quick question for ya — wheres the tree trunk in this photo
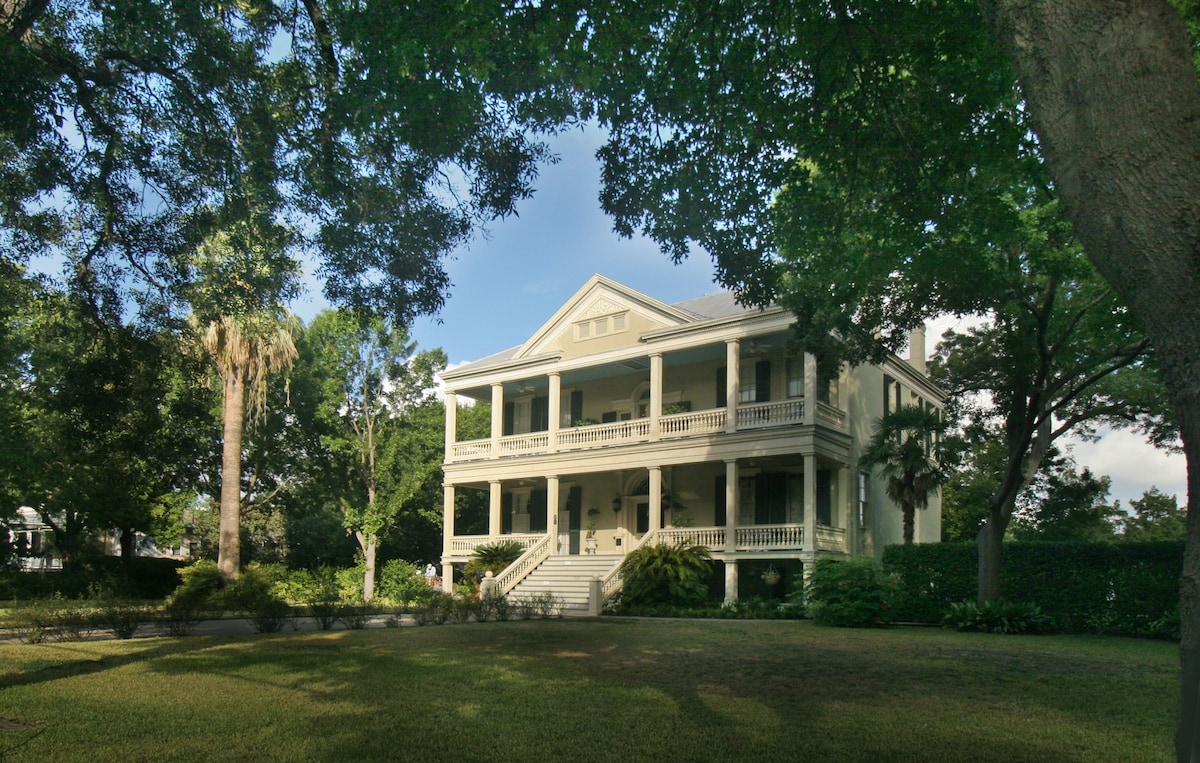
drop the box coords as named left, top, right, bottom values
left=902, top=505, right=914, bottom=545
left=217, top=368, right=245, bottom=581
left=977, top=513, right=1005, bottom=603
left=363, top=533, right=377, bottom=603
left=984, top=2, right=1200, bottom=759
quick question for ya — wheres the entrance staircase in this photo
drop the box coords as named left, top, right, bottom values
left=507, top=555, right=622, bottom=615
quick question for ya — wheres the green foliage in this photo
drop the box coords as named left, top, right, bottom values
left=95, top=600, right=147, bottom=640
left=378, top=560, right=434, bottom=605
left=1123, top=487, right=1186, bottom=542
left=1010, top=458, right=1121, bottom=542
left=616, top=541, right=713, bottom=609
left=884, top=541, right=1184, bottom=637
left=463, top=541, right=525, bottom=584
left=942, top=600, right=1048, bottom=635
left=802, top=558, right=898, bottom=628
left=860, top=405, right=956, bottom=544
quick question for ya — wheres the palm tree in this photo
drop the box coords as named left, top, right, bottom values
left=201, top=311, right=299, bottom=580
left=859, top=404, right=952, bottom=545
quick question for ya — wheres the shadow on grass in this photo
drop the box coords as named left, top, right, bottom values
left=0, top=620, right=1177, bottom=762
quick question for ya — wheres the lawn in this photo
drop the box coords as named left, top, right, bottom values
left=0, top=619, right=1177, bottom=762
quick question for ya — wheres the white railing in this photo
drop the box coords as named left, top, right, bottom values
left=735, top=524, right=804, bottom=551
left=498, top=432, right=550, bottom=457
left=815, top=525, right=847, bottom=552
left=557, top=419, right=650, bottom=450
left=815, top=402, right=848, bottom=430
left=659, top=409, right=726, bottom=438
left=495, top=533, right=554, bottom=595
left=736, top=399, right=805, bottom=429
left=448, top=533, right=543, bottom=556
left=449, top=535, right=491, bottom=555
left=450, top=438, right=492, bottom=462
left=656, top=526, right=726, bottom=549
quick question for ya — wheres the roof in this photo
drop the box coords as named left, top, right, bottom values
left=445, top=279, right=753, bottom=378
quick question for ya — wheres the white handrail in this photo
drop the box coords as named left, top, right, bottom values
left=494, top=534, right=554, bottom=595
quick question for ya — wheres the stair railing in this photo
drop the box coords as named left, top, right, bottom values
left=494, top=533, right=554, bottom=596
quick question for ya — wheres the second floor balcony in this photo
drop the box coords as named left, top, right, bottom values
left=449, top=397, right=847, bottom=463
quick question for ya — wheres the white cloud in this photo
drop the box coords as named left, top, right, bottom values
left=1065, top=428, right=1186, bottom=506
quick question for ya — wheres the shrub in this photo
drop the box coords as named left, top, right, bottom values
left=378, top=559, right=433, bottom=605
left=412, top=591, right=455, bottom=626
left=942, top=599, right=1048, bottom=635
left=883, top=541, right=1184, bottom=636
left=5, top=601, right=57, bottom=643
left=172, top=560, right=224, bottom=609
left=339, top=601, right=376, bottom=630
left=463, top=541, right=524, bottom=588
left=803, top=558, right=897, bottom=628
left=335, top=564, right=366, bottom=602
left=617, top=541, right=713, bottom=609
left=248, top=595, right=292, bottom=634
left=97, top=599, right=146, bottom=639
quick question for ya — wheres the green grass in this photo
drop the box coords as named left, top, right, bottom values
left=0, top=620, right=1177, bottom=762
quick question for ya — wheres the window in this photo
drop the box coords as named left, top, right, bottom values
left=787, top=357, right=805, bottom=398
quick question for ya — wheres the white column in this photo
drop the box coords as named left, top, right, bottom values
left=804, top=455, right=817, bottom=554
left=726, top=339, right=740, bottom=433
left=648, top=466, right=662, bottom=534
left=444, top=391, right=458, bottom=461
left=725, top=561, right=739, bottom=604
left=489, top=480, right=502, bottom=540
left=804, top=353, right=818, bottom=425
left=724, top=459, right=738, bottom=553
left=650, top=352, right=663, bottom=440
left=441, top=483, right=456, bottom=593
left=546, top=475, right=560, bottom=539
left=548, top=372, right=561, bottom=453
left=490, top=383, right=504, bottom=455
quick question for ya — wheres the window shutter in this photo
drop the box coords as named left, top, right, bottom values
left=756, top=360, right=771, bottom=403
left=503, top=402, right=514, bottom=436
left=530, top=489, right=547, bottom=533
left=716, top=366, right=727, bottom=408
left=531, top=396, right=549, bottom=432
left=714, top=475, right=727, bottom=527
left=570, top=390, right=583, bottom=424
left=501, top=492, right=513, bottom=534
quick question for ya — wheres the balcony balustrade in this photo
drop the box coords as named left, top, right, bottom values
left=448, top=398, right=834, bottom=463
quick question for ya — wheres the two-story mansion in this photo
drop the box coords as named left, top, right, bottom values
left=438, top=275, right=942, bottom=610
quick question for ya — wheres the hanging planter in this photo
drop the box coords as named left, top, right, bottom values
left=762, top=564, right=781, bottom=586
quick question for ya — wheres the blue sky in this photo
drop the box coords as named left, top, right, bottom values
left=407, top=127, right=720, bottom=365
left=304, top=125, right=1186, bottom=510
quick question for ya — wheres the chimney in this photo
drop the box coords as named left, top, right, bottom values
left=908, top=325, right=926, bottom=374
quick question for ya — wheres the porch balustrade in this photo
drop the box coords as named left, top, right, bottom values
left=736, top=399, right=805, bottom=429
left=735, top=523, right=805, bottom=551
left=659, top=408, right=726, bottom=437
left=557, top=418, right=651, bottom=450
left=814, top=525, right=847, bottom=552
left=499, top=432, right=549, bottom=456
left=448, top=533, right=544, bottom=555
left=815, top=402, right=847, bottom=429
left=448, top=396, right=829, bottom=463
left=656, top=526, right=726, bottom=548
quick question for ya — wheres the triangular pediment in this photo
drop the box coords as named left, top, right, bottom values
left=515, top=275, right=698, bottom=359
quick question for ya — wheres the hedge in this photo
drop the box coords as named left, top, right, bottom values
left=0, top=556, right=186, bottom=601
left=882, top=541, right=1183, bottom=636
